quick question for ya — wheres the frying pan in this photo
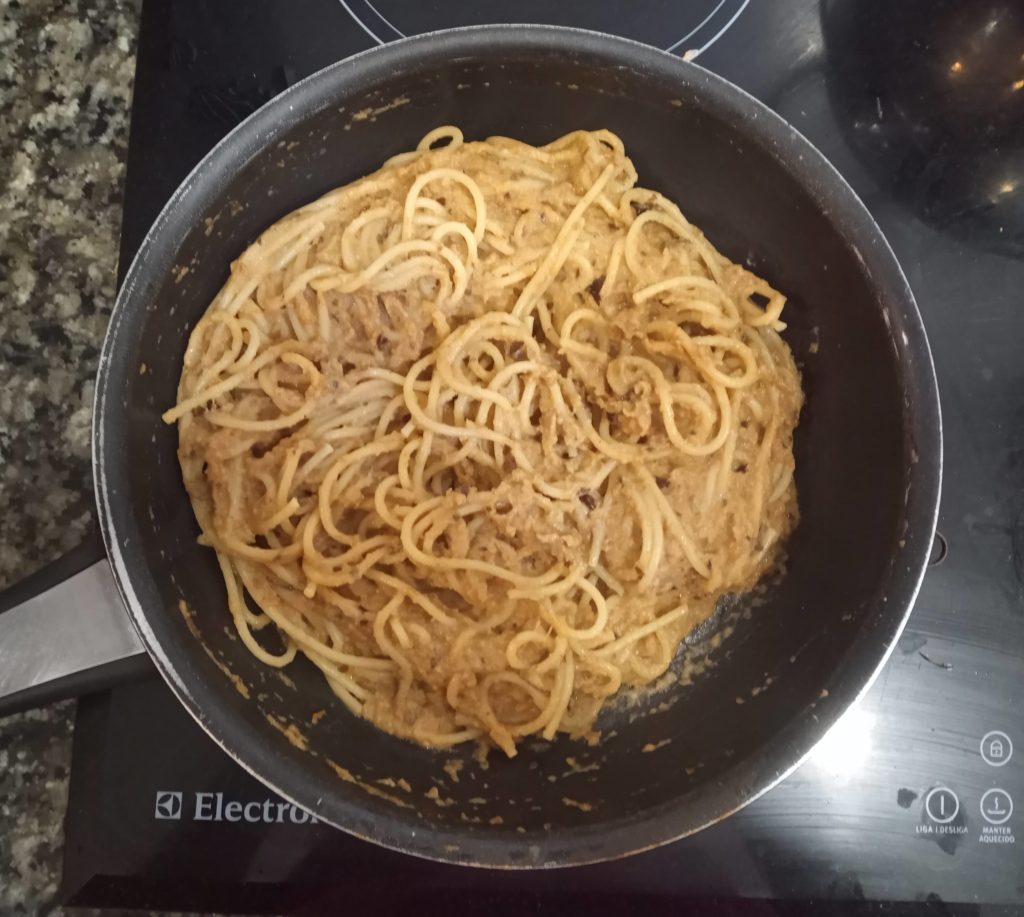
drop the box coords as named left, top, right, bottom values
left=0, top=26, right=941, bottom=867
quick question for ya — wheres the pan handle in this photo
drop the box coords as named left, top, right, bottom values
left=0, top=531, right=151, bottom=717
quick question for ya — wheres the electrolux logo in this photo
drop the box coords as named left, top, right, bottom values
left=153, top=790, right=319, bottom=825
left=154, top=791, right=183, bottom=820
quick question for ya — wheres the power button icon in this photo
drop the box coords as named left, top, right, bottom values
left=980, top=731, right=1013, bottom=767
left=924, top=786, right=960, bottom=824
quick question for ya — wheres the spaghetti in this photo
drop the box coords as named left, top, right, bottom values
left=165, top=127, right=803, bottom=757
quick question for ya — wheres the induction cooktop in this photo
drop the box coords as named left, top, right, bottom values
left=60, top=0, right=1024, bottom=913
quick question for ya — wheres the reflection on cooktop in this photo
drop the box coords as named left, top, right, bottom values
left=822, top=0, right=1024, bottom=256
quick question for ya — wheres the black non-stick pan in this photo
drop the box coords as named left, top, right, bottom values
left=0, top=26, right=941, bottom=867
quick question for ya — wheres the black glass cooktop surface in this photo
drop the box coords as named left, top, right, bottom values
left=61, top=0, right=1024, bottom=913
left=337, top=0, right=749, bottom=53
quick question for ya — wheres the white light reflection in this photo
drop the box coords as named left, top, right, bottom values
left=809, top=706, right=876, bottom=785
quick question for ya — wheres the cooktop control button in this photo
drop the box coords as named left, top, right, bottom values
left=980, top=731, right=1013, bottom=767
left=924, top=786, right=960, bottom=824
left=980, top=789, right=1013, bottom=826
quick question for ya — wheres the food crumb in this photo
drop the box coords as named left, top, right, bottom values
left=443, top=758, right=464, bottom=783
left=425, top=785, right=455, bottom=807
left=564, top=756, right=600, bottom=774
left=562, top=797, right=594, bottom=812
left=641, top=738, right=671, bottom=753
left=311, top=709, right=326, bottom=724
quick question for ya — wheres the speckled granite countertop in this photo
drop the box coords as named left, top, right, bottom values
left=0, top=0, right=139, bottom=910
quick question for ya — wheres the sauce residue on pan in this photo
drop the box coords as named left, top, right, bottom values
left=178, top=599, right=251, bottom=699
left=265, top=713, right=309, bottom=751
left=326, top=760, right=414, bottom=810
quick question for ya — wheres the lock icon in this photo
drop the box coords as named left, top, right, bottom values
left=981, top=731, right=1012, bottom=767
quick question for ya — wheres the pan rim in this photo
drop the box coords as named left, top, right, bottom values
left=93, top=23, right=942, bottom=868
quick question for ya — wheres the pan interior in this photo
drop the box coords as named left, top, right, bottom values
left=98, top=30, right=934, bottom=866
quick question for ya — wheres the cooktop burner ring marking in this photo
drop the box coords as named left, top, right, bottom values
left=665, top=0, right=750, bottom=56
left=337, top=0, right=390, bottom=45
left=358, top=0, right=404, bottom=41
left=337, top=0, right=750, bottom=57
